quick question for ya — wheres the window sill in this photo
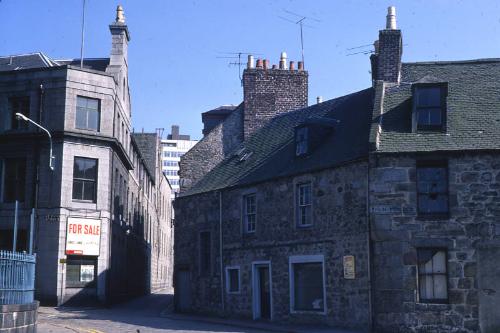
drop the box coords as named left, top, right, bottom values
left=297, top=224, right=313, bottom=228
left=290, top=309, right=326, bottom=315
left=415, top=302, right=450, bottom=311
left=416, top=214, right=449, bottom=221
left=72, top=199, right=96, bottom=204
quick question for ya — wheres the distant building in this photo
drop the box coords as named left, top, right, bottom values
left=0, top=6, right=173, bottom=305
left=161, top=125, right=197, bottom=197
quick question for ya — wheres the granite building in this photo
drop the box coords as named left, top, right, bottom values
left=175, top=7, right=500, bottom=333
left=0, top=6, right=173, bottom=305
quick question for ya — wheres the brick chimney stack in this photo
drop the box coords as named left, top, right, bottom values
left=242, top=52, right=308, bottom=139
left=370, top=6, right=402, bottom=84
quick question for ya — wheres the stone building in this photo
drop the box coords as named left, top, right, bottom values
left=0, top=6, right=173, bottom=305
left=176, top=6, right=500, bottom=333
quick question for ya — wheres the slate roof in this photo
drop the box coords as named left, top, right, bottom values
left=202, top=105, right=238, bottom=116
left=373, top=59, right=500, bottom=153
left=0, top=52, right=59, bottom=71
left=0, top=53, right=110, bottom=72
left=182, top=88, right=374, bottom=197
left=132, top=133, right=159, bottom=184
left=56, top=58, right=110, bottom=72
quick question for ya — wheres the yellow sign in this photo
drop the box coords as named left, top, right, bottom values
left=343, top=255, right=355, bottom=279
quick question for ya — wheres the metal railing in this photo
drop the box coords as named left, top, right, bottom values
left=0, top=251, right=36, bottom=305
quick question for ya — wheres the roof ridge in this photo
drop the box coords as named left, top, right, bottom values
left=404, top=58, right=500, bottom=66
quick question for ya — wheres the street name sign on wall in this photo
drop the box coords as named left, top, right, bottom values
left=66, top=217, right=101, bottom=256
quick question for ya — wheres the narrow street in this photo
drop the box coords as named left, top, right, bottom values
left=37, top=291, right=268, bottom=333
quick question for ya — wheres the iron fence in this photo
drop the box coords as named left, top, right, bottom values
left=0, top=250, right=36, bottom=305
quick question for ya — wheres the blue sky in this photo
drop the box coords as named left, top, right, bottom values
left=1, top=0, right=500, bottom=139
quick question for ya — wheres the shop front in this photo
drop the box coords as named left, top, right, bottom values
left=63, top=217, right=101, bottom=305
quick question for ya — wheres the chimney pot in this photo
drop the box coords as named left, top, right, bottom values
left=256, top=58, right=263, bottom=69
left=116, top=5, right=125, bottom=23
left=289, top=61, right=295, bottom=70
left=298, top=61, right=304, bottom=71
left=386, top=6, right=397, bottom=29
left=279, top=51, right=288, bottom=69
left=247, top=55, right=255, bottom=69
left=316, top=96, right=323, bottom=104
left=263, top=59, right=270, bottom=70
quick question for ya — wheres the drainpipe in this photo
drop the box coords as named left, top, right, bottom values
left=219, top=190, right=224, bottom=312
left=366, top=161, right=374, bottom=332
left=31, top=84, right=44, bottom=253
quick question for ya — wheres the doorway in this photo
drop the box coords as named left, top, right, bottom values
left=252, top=261, right=272, bottom=320
left=176, top=269, right=192, bottom=312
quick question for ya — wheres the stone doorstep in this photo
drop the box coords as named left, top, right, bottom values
left=160, top=312, right=363, bottom=333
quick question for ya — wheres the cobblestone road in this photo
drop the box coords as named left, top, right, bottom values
left=37, top=291, right=268, bottom=333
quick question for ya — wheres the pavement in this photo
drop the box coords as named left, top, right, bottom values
left=37, top=290, right=361, bottom=333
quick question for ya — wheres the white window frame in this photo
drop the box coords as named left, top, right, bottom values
left=296, top=182, right=313, bottom=227
left=289, top=254, right=327, bottom=315
left=225, top=266, right=241, bottom=294
left=242, top=192, right=257, bottom=234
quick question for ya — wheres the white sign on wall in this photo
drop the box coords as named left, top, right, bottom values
left=66, top=217, right=101, bottom=256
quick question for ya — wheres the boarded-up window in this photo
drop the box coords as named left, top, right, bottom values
left=417, top=248, right=448, bottom=303
left=226, top=267, right=240, bottom=293
left=199, top=231, right=211, bottom=275
left=292, top=262, right=324, bottom=312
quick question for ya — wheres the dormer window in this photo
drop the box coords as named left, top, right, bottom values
left=295, top=126, right=308, bottom=156
left=413, top=84, right=447, bottom=131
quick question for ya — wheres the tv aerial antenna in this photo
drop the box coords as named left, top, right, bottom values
left=216, top=51, right=262, bottom=85
left=278, top=9, right=321, bottom=64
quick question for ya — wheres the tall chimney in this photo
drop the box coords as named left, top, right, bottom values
left=386, top=6, right=397, bottom=29
left=247, top=55, right=255, bottom=69
left=371, top=6, right=402, bottom=83
left=106, top=5, right=131, bottom=79
left=279, top=52, right=288, bottom=69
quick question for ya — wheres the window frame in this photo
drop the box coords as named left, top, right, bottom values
left=416, top=248, right=449, bottom=304
left=225, top=266, right=241, bottom=294
left=416, top=160, right=449, bottom=218
left=8, top=96, right=30, bottom=131
left=242, top=193, right=257, bottom=234
left=65, top=255, right=97, bottom=288
left=412, top=83, right=448, bottom=132
left=75, top=95, right=101, bottom=132
left=295, top=126, right=309, bottom=156
left=289, top=255, right=327, bottom=314
left=295, top=181, right=313, bottom=227
left=2, top=158, right=27, bottom=203
left=72, top=157, right=98, bottom=203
